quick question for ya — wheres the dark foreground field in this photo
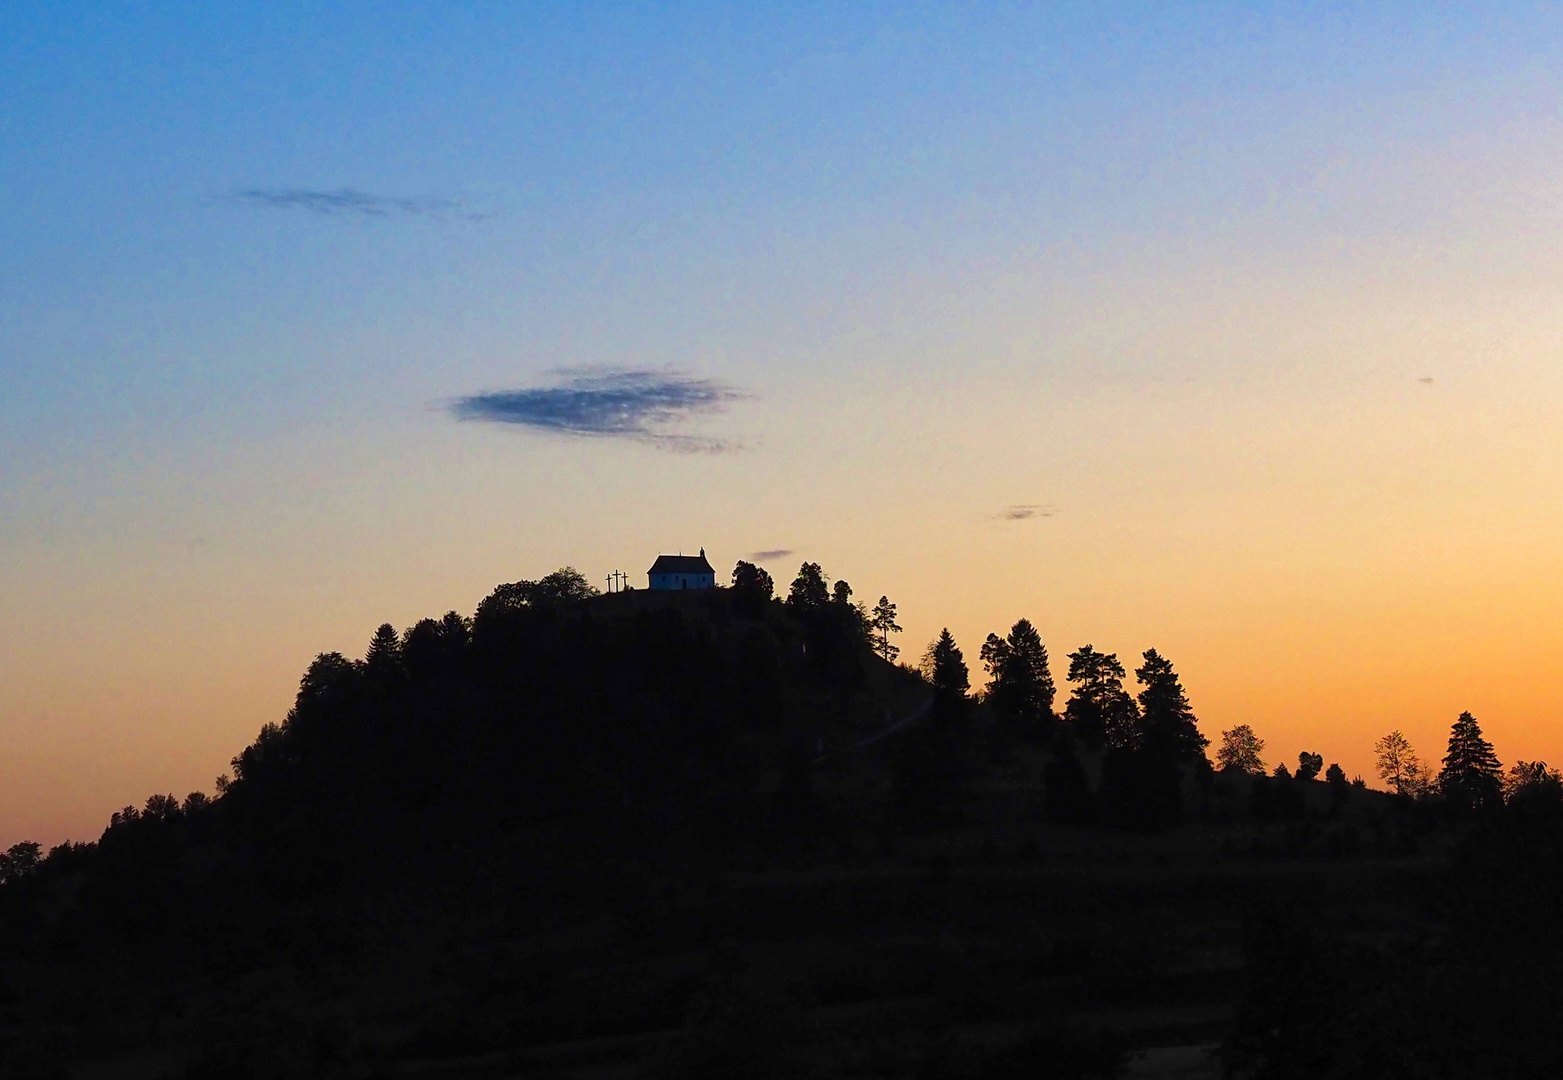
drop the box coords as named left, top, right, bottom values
left=2, top=813, right=1436, bottom=1079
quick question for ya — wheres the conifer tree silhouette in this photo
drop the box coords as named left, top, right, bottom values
left=980, top=619, right=1055, bottom=723
left=1134, top=649, right=1206, bottom=762
left=869, top=596, right=902, bottom=663
left=925, top=628, right=969, bottom=695
left=364, top=623, right=402, bottom=676
left=1439, top=711, right=1502, bottom=810
left=1065, top=645, right=1136, bottom=749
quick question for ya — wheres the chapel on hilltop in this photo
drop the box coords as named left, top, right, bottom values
left=647, top=549, right=716, bottom=590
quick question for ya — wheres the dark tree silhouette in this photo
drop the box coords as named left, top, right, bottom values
left=1504, top=760, right=1563, bottom=804
left=925, top=629, right=969, bottom=696
left=1295, top=751, right=1323, bottom=782
left=1374, top=729, right=1426, bottom=797
left=1134, top=649, right=1206, bottom=762
left=532, top=566, right=598, bottom=603
left=731, top=560, right=775, bottom=617
left=787, top=562, right=829, bottom=612
left=474, top=567, right=598, bottom=624
left=438, top=610, right=472, bottom=650
left=831, top=579, right=853, bottom=605
left=1215, top=725, right=1265, bottom=774
left=980, top=619, right=1055, bottom=725
left=1064, top=645, right=1136, bottom=749
left=365, top=623, right=401, bottom=675
left=869, top=595, right=902, bottom=663
left=401, top=618, right=445, bottom=680
left=1324, top=762, right=1347, bottom=786
left=1439, top=710, right=1502, bottom=810
left=1272, top=762, right=1292, bottom=780
left=0, top=841, right=41, bottom=885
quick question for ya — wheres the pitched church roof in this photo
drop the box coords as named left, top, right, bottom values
left=648, top=551, right=714, bottom=575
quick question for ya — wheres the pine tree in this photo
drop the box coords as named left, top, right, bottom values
left=869, top=596, right=902, bottom=663
left=979, top=633, right=1009, bottom=687
left=1065, top=645, right=1136, bottom=748
left=925, top=629, right=969, bottom=696
left=1439, top=711, right=1502, bottom=810
left=1134, top=649, right=1207, bottom=763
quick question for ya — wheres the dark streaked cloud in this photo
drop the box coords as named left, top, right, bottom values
left=1418, top=376, right=1435, bottom=385
left=452, top=369, right=747, bottom=452
left=749, top=549, right=794, bottom=561
left=997, top=504, right=1054, bottom=521
left=230, top=187, right=488, bottom=219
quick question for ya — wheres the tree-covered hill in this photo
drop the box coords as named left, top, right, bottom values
left=2, top=568, right=922, bottom=948
left=4, top=566, right=1563, bottom=1079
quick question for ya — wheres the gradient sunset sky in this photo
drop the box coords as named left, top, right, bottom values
left=6, top=2, right=1563, bottom=846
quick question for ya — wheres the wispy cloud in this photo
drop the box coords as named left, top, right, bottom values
left=1418, top=376, right=1435, bottom=385
left=230, top=187, right=488, bottom=219
left=452, top=369, right=747, bottom=452
left=749, top=549, right=794, bottom=561
left=997, top=504, right=1054, bottom=521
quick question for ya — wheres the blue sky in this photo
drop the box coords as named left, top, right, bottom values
left=10, top=2, right=1554, bottom=450
left=7, top=2, right=1563, bottom=843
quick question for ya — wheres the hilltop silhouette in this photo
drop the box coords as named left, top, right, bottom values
left=1, top=562, right=1561, bottom=1078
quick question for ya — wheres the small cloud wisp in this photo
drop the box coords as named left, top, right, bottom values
left=452, top=369, right=746, bottom=452
left=748, top=549, right=794, bottom=561
left=998, top=504, right=1054, bottom=521
left=231, top=188, right=486, bottom=219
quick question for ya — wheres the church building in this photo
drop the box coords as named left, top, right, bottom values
left=647, top=549, right=716, bottom=590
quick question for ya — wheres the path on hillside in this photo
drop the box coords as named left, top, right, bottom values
left=815, top=694, right=934, bottom=761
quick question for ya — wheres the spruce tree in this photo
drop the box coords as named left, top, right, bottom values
left=364, top=623, right=402, bottom=677
left=981, top=619, right=1055, bottom=724
left=437, top=611, right=472, bottom=652
left=1439, top=711, right=1502, bottom=810
left=1134, top=649, right=1207, bottom=763
left=927, top=628, right=969, bottom=696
